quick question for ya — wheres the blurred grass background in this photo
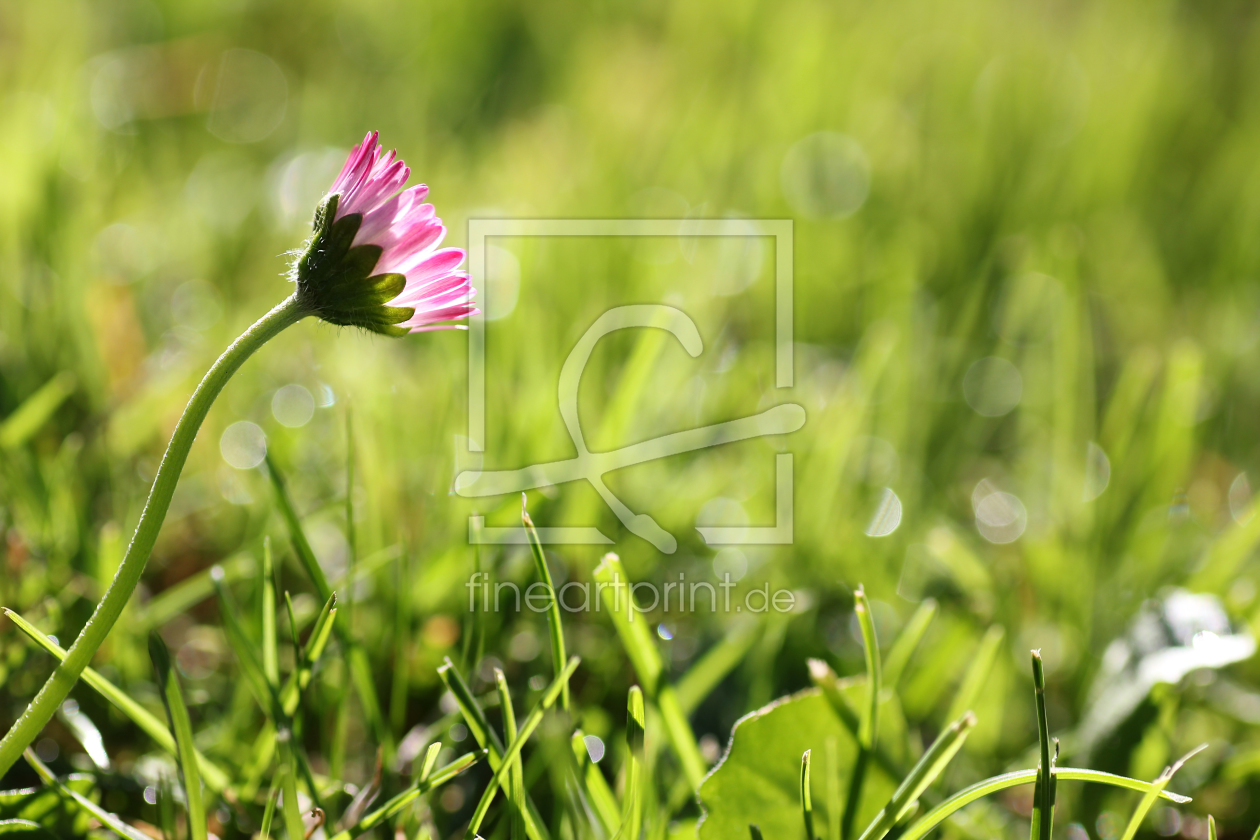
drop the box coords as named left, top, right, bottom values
left=4, top=0, right=1260, bottom=836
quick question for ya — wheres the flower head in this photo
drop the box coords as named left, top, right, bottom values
left=293, top=131, right=477, bottom=335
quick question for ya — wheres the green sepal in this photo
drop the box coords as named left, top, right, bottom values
left=293, top=194, right=417, bottom=335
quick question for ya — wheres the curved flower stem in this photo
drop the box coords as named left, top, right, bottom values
left=0, top=294, right=308, bottom=778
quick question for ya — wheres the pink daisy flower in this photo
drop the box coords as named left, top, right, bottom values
left=294, top=131, right=477, bottom=335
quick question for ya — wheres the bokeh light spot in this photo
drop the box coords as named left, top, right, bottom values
left=272, top=384, right=315, bottom=428
left=780, top=132, right=870, bottom=219
left=963, top=357, right=1022, bottom=416
left=219, top=421, right=266, bottom=469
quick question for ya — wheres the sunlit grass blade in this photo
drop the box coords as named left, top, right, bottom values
left=1209, top=815, right=1218, bottom=840
left=282, top=593, right=338, bottom=713
left=571, top=729, right=619, bottom=836
left=279, top=746, right=305, bottom=840
left=56, top=699, right=108, bottom=770
left=843, top=585, right=881, bottom=840
left=946, top=625, right=1004, bottom=723
left=496, top=669, right=527, bottom=839
left=899, top=768, right=1191, bottom=840
left=882, top=598, right=936, bottom=688
left=801, top=749, right=815, bottom=840
left=22, top=749, right=150, bottom=840
left=1030, top=652, right=1052, bottom=840
left=418, top=742, right=442, bottom=782
left=259, top=778, right=280, bottom=840
left=437, top=657, right=551, bottom=840
left=326, top=750, right=482, bottom=840
left=1117, top=745, right=1206, bottom=840
left=854, top=586, right=881, bottom=748
left=463, top=657, right=580, bottom=838
left=593, top=553, right=706, bottom=788
left=262, top=537, right=279, bottom=688
left=857, top=712, right=976, bottom=840
left=675, top=620, right=759, bottom=715
left=613, top=686, right=645, bottom=840
left=149, top=633, right=207, bottom=840
left=522, top=497, right=570, bottom=711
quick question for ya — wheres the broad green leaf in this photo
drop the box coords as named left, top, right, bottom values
left=698, top=686, right=907, bottom=840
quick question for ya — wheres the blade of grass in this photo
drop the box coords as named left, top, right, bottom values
left=1030, top=652, right=1052, bottom=840
left=883, top=599, right=937, bottom=689
left=419, top=742, right=442, bottom=782
left=946, top=626, right=1004, bottom=724
left=462, top=657, right=581, bottom=839
left=614, top=686, right=645, bottom=840
left=259, top=778, right=280, bottom=840
left=437, top=658, right=551, bottom=840
left=22, top=749, right=150, bottom=840
left=593, top=553, right=706, bottom=789
left=749, top=827, right=764, bottom=840
left=1117, top=746, right=1206, bottom=840
left=262, top=538, right=279, bottom=688
left=149, top=633, right=207, bottom=840
left=843, top=585, right=881, bottom=840
left=899, top=768, right=1191, bottom=840
left=326, top=750, right=482, bottom=840
left=279, top=746, right=305, bottom=840
left=571, top=730, right=619, bottom=836
left=801, top=749, right=815, bottom=840
left=496, top=669, right=527, bottom=840
left=522, top=497, right=570, bottom=711
left=856, top=712, right=977, bottom=840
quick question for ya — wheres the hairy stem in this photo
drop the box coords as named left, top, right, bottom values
left=0, top=294, right=307, bottom=778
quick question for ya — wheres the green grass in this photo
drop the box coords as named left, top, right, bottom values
left=4, top=0, right=1260, bottom=836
